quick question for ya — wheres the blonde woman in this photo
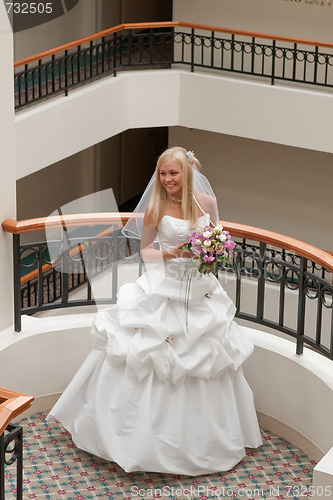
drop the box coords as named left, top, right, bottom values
left=48, top=147, right=262, bottom=476
left=141, top=146, right=218, bottom=262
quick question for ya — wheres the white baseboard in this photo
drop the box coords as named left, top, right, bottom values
left=257, top=411, right=324, bottom=462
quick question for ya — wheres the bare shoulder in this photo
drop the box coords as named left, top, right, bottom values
left=194, top=192, right=216, bottom=214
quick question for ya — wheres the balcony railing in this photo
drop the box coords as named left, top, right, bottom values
left=2, top=214, right=333, bottom=360
left=14, top=21, right=333, bottom=109
left=0, top=388, right=34, bottom=500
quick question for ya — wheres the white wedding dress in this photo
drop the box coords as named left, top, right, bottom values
left=47, top=213, right=262, bottom=476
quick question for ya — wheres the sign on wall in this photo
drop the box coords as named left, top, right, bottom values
left=280, top=0, right=331, bottom=5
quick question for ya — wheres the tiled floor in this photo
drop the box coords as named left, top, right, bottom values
left=4, top=413, right=315, bottom=500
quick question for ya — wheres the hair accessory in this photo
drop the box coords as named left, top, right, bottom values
left=186, top=151, right=195, bottom=163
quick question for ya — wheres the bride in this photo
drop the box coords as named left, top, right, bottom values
left=47, top=146, right=262, bottom=476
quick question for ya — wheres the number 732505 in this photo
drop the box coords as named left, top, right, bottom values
left=6, top=3, right=53, bottom=14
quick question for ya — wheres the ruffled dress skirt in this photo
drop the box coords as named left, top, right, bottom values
left=47, top=260, right=262, bottom=476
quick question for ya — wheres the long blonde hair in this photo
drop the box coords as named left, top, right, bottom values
left=147, top=147, right=200, bottom=229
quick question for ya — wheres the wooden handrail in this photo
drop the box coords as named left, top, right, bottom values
left=1, top=213, right=132, bottom=234
left=0, top=387, right=34, bottom=436
left=2, top=214, right=333, bottom=273
left=14, top=20, right=333, bottom=69
left=223, top=220, right=333, bottom=273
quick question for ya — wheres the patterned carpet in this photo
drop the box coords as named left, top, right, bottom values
left=4, top=413, right=316, bottom=500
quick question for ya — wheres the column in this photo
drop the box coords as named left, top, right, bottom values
left=0, top=2, right=16, bottom=330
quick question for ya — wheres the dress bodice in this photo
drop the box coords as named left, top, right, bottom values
left=157, top=213, right=210, bottom=252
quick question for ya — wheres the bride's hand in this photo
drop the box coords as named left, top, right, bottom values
left=173, top=246, right=194, bottom=259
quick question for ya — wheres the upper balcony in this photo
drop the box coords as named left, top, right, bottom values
left=12, top=21, right=333, bottom=180
left=14, top=21, right=333, bottom=111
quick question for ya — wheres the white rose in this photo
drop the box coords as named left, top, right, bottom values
left=218, top=234, right=226, bottom=242
left=203, top=231, right=212, bottom=238
left=214, top=224, right=223, bottom=232
left=203, top=240, right=211, bottom=247
left=196, top=239, right=202, bottom=246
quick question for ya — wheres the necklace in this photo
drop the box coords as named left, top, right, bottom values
left=167, top=193, right=182, bottom=203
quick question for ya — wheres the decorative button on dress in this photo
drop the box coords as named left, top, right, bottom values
left=47, top=214, right=262, bottom=476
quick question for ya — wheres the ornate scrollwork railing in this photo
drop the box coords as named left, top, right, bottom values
left=2, top=214, right=333, bottom=360
left=14, top=21, right=333, bottom=109
left=229, top=240, right=333, bottom=358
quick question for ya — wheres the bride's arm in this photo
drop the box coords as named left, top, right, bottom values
left=140, top=211, right=192, bottom=261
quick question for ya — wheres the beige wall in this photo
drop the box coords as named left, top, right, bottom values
left=17, top=127, right=167, bottom=222
left=16, top=148, right=98, bottom=222
left=173, top=0, right=333, bottom=43
left=169, top=126, right=333, bottom=251
left=16, top=70, right=333, bottom=178
left=14, top=0, right=99, bottom=60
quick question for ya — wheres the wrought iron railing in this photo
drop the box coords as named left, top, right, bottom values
left=14, top=21, right=333, bottom=109
left=2, top=214, right=135, bottom=331
left=2, top=214, right=333, bottom=360
left=18, top=225, right=130, bottom=313
left=0, top=388, right=34, bottom=500
left=232, top=239, right=333, bottom=358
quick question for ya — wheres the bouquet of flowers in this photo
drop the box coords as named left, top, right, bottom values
left=180, top=224, right=236, bottom=275
left=176, top=224, right=236, bottom=331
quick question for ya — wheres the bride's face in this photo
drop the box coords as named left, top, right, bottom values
left=159, top=159, right=183, bottom=199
